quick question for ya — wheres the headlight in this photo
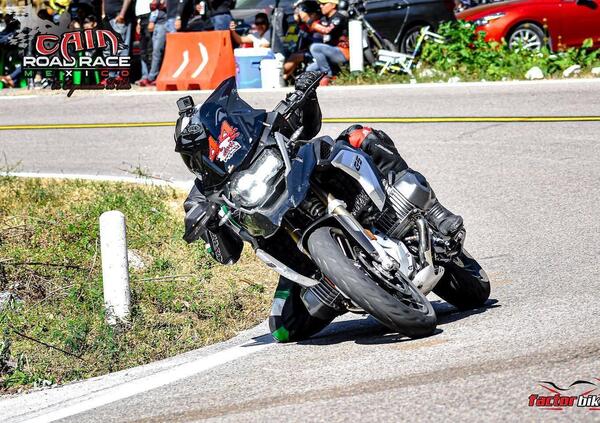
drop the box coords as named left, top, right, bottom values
left=473, top=12, right=505, bottom=27
left=229, top=149, right=283, bottom=207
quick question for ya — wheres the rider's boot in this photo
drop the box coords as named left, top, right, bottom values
left=425, top=199, right=464, bottom=237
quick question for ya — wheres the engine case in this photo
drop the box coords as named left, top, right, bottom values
left=376, top=169, right=437, bottom=238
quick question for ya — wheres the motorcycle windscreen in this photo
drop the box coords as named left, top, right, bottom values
left=198, top=77, right=267, bottom=181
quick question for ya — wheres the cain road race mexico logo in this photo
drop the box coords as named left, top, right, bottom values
left=528, top=378, right=600, bottom=411
left=10, top=7, right=130, bottom=96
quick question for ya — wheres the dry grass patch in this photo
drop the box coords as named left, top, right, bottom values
left=0, top=177, right=277, bottom=393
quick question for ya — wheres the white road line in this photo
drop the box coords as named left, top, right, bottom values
left=18, top=341, right=272, bottom=423
left=0, top=95, right=39, bottom=100
left=5, top=172, right=194, bottom=191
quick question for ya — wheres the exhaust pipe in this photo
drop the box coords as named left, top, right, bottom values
left=256, top=249, right=320, bottom=288
left=413, top=216, right=444, bottom=295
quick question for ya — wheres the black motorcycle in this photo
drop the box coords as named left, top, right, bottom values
left=175, top=75, right=490, bottom=338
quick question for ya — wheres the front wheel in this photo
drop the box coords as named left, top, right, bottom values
left=508, top=23, right=546, bottom=50
left=307, top=227, right=437, bottom=338
left=433, top=250, right=491, bottom=310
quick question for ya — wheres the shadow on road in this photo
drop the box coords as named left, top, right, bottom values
left=435, top=298, right=500, bottom=326
left=296, top=298, right=500, bottom=346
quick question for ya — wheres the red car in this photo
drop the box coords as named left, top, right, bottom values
left=457, top=0, right=600, bottom=50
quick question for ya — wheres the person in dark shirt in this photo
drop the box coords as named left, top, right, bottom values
left=171, top=0, right=190, bottom=31
left=185, top=0, right=214, bottom=32
left=207, top=0, right=235, bottom=30
left=283, top=0, right=322, bottom=81
left=103, top=0, right=135, bottom=77
left=174, top=0, right=230, bottom=31
left=299, top=0, right=348, bottom=85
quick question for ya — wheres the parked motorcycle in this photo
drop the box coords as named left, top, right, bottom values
left=175, top=75, right=490, bottom=338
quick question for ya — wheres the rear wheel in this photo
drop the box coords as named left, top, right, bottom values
left=433, top=250, right=491, bottom=310
left=400, top=25, right=423, bottom=54
left=363, top=32, right=395, bottom=65
left=307, top=227, right=437, bottom=338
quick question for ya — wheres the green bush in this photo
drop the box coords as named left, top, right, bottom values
left=336, top=20, right=600, bottom=85
left=420, top=21, right=600, bottom=81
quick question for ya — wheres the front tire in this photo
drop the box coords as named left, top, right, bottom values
left=307, top=227, right=437, bottom=338
left=433, top=250, right=491, bottom=310
left=508, top=23, right=545, bottom=50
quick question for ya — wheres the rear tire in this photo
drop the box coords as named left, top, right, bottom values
left=307, top=227, right=437, bottom=338
left=433, top=250, right=491, bottom=310
left=363, top=33, right=395, bottom=65
left=400, top=25, right=423, bottom=54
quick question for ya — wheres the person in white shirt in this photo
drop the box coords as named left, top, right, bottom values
left=229, top=13, right=271, bottom=48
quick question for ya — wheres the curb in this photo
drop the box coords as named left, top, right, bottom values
left=3, top=172, right=194, bottom=191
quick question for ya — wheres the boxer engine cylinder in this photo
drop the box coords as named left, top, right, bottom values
left=375, top=170, right=437, bottom=238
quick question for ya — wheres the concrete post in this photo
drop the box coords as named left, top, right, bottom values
left=349, top=20, right=364, bottom=72
left=99, top=211, right=131, bottom=326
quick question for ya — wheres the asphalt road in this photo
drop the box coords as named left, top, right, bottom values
left=1, top=80, right=600, bottom=422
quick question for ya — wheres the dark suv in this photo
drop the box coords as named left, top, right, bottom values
left=232, top=0, right=456, bottom=53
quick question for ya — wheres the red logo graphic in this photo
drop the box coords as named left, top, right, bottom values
left=208, top=121, right=241, bottom=162
left=34, top=30, right=118, bottom=62
left=528, top=378, right=600, bottom=411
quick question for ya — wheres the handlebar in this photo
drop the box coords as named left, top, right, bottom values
left=273, top=72, right=324, bottom=120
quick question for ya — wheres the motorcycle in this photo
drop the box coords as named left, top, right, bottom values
left=175, top=75, right=490, bottom=338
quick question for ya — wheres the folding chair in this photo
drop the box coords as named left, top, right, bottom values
left=375, top=26, right=445, bottom=76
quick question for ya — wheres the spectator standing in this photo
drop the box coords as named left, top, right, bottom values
left=135, top=0, right=154, bottom=84
left=299, top=0, right=348, bottom=85
left=229, top=13, right=270, bottom=48
left=185, top=1, right=214, bottom=32
left=207, top=0, right=235, bottom=30
left=103, top=0, right=135, bottom=76
left=173, top=0, right=195, bottom=31
left=170, top=0, right=183, bottom=31
left=139, top=0, right=167, bottom=85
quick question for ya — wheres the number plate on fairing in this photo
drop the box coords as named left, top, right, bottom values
left=330, top=149, right=386, bottom=211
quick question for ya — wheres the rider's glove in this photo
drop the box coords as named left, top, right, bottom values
left=295, top=71, right=322, bottom=92
left=183, top=202, right=220, bottom=243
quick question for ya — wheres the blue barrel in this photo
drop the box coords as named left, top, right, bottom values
left=234, top=48, right=274, bottom=89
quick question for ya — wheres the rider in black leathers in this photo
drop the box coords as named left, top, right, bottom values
left=180, top=71, right=463, bottom=342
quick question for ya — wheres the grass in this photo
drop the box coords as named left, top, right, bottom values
left=0, top=177, right=278, bottom=393
left=335, top=21, right=600, bottom=86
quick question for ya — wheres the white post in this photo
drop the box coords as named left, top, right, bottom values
left=100, top=210, right=131, bottom=326
left=349, top=20, right=364, bottom=72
